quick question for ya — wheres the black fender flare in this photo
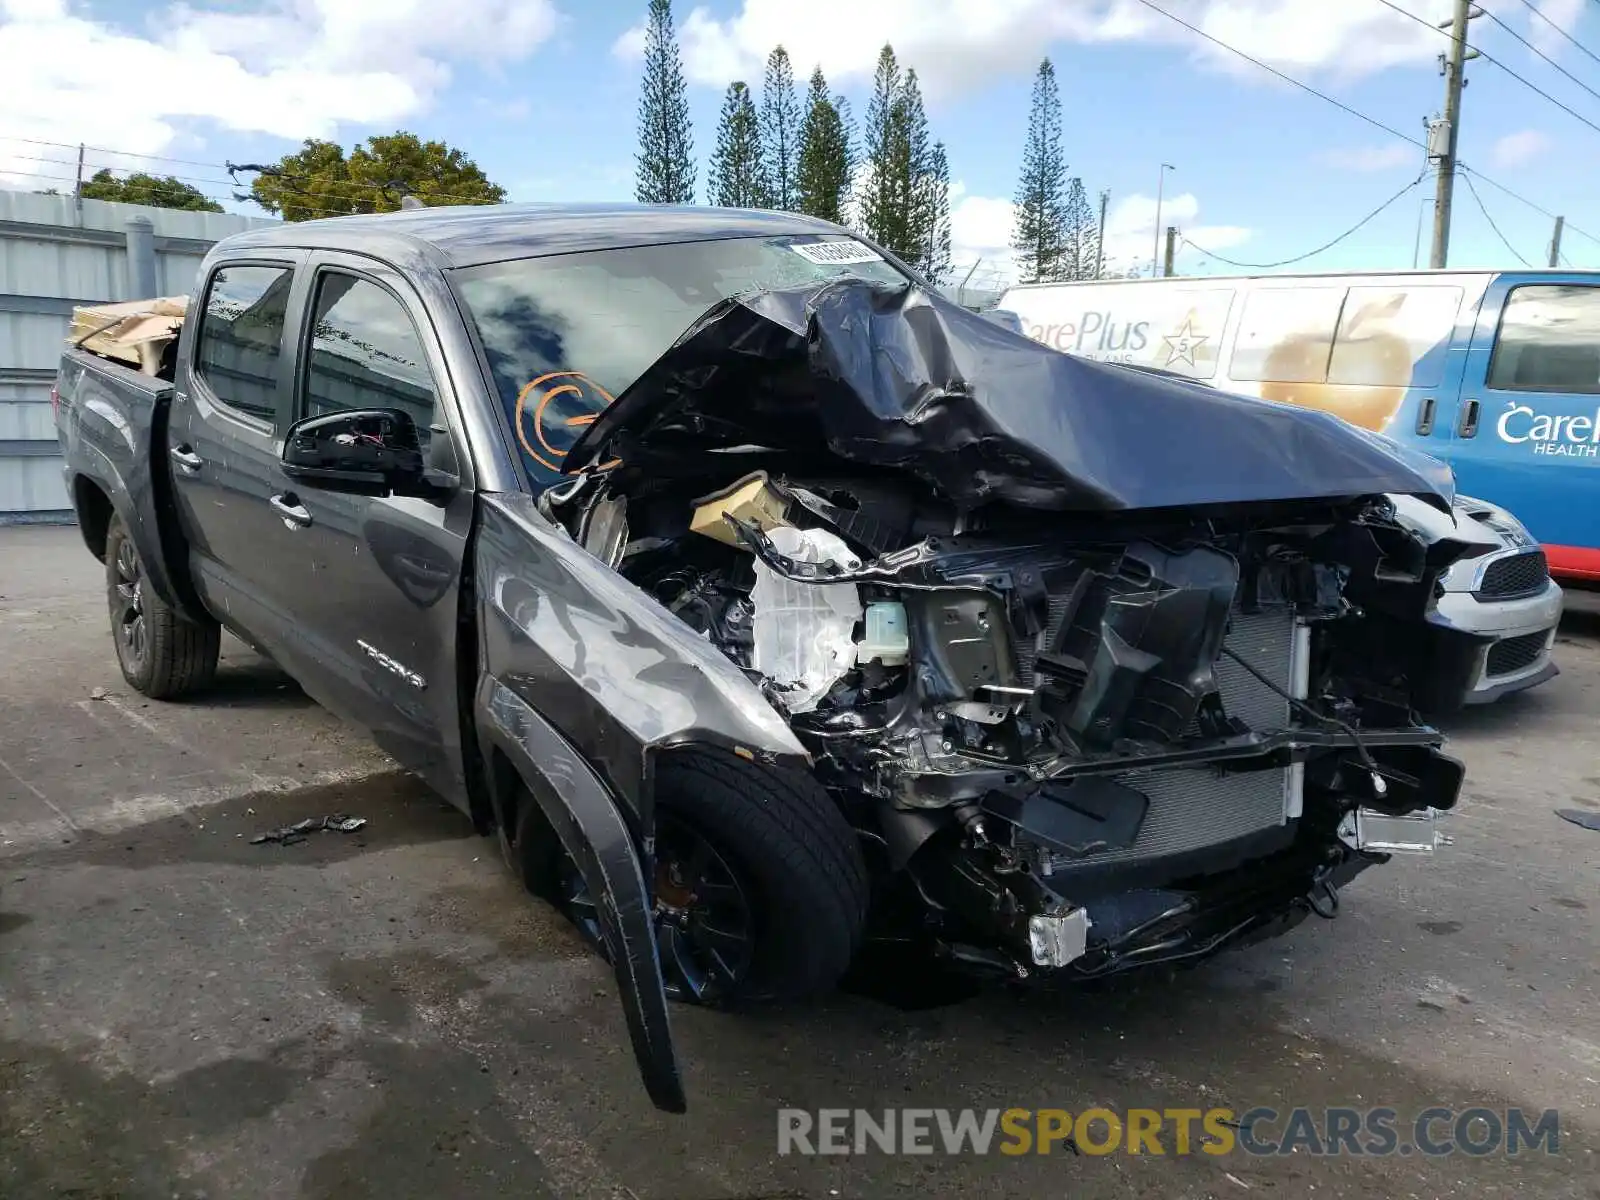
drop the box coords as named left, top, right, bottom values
left=67, top=385, right=203, bottom=621
left=476, top=674, right=686, bottom=1114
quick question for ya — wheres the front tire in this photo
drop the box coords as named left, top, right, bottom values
left=105, top=512, right=220, bottom=699
left=516, top=747, right=870, bottom=1007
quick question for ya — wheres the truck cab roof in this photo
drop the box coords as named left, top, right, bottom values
left=213, top=202, right=851, bottom=270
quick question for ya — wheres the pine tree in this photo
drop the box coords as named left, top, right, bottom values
left=1011, top=58, right=1069, bottom=282
left=796, top=67, right=853, bottom=223
left=860, top=45, right=907, bottom=253
left=914, top=142, right=952, bottom=283
left=708, top=82, right=768, bottom=208
left=1061, top=177, right=1100, bottom=281
left=634, top=0, right=695, bottom=204
left=896, top=70, right=936, bottom=268
left=760, top=46, right=801, bottom=210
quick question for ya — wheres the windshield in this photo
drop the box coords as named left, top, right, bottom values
left=452, top=234, right=911, bottom=490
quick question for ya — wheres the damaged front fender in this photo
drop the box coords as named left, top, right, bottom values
left=475, top=492, right=809, bottom=826
left=477, top=677, right=685, bottom=1113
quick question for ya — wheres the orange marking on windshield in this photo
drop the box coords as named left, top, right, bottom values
left=512, top=370, right=617, bottom=474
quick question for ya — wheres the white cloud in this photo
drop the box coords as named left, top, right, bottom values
left=1525, top=0, right=1583, bottom=57
left=0, top=0, right=560, bottom=187
left=615, top=0, right=1453, bottom=99
left=1319, top=144, right=1421, bottom=172
left=1490, top=129, right=1553, bottom=169
left=948, top=188, right=1252, bottom=289
left=1103, top=191, right=1252, bottom=273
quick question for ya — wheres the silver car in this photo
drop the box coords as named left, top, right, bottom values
left=1392, top=493, right=1563, bottom=705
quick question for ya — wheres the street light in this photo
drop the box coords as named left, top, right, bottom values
left=1152, top=163, right=1175, bottom=278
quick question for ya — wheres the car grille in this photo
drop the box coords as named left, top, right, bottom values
left=1485, top=630, right=1548, bottom=678
left=1474, top=551, right=1548, bottom=600
left=1038, top=608, right=1299, bottom=869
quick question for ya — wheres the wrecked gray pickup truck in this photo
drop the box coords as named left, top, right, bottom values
left=54, top=204, right=1472, bottom=1114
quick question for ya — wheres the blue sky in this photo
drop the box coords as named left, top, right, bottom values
left=3, top=0, right=1598, bottom=282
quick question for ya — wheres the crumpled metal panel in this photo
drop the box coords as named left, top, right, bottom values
left=475, top=491, right=807, bottom=820
left=567, top=279, right=1456, bottom=514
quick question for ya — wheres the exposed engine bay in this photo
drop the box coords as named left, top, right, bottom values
left=539, top=277, right=1470, bottom=981
left=545, top=463, right=1467, bottom=980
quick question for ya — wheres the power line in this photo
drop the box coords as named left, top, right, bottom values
left=0, top=167, right=95, bottom=190
left=1126, top=0, right=1428, bottom=150
left=0, top=149, right=240, bottom=191
left=0, top=133, right=229, bottom=171
left=1508, top=0, right=1600, bottom=70
left=1459, top=170, right=1532, bottom=265
left=1457, top=161, right=1600, bottom=247
left=1181, top=169, right=1429, bottom=269
left=1130, top=0, right=1599, bottom=259
left=228, top=163, right=502, bottom=211
left=1477, top=5, right=1600, bottom=108
left=0, top=134, right=502, bottom=215
left=1373, top=0, right=1600, bottom=141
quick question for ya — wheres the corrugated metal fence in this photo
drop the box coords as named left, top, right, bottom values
left=0, top=190, right=276, bottom=522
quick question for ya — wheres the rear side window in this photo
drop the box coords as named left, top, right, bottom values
left=300, top=273, right=438, bottom=446
left=1229, top=287, right=1345, bottom=384
left=1328, top=285, right=1462, bottom=389
left=193, top=264, right=292, bottom=422
left=1488, top=284, right=1600, bottom=393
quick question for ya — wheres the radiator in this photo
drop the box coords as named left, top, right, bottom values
left=1040, top=606, right=1306, bottom=870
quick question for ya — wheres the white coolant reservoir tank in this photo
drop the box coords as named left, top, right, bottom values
left=750, top=526, right=863, bottom=713
left=857, top=601, right=909, bottom=666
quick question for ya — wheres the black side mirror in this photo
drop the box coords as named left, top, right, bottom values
left=282, top=409, right=429, bottom=496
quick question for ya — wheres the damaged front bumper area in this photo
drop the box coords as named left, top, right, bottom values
left=548, top=459, right=1467, bottom=986
left=712, top=504, right=1465, bottom=980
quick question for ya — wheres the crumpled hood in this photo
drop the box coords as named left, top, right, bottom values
left=565, top=278, right=1456, bottom=513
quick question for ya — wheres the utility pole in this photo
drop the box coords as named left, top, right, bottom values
left=1548, top=215, right=1565, bottom=268
left=1096, top=189, right=1109, bottom=279
left=1430, top=0, right=1481, bottom=269
left=1152, top=163, right=1174, bottom=278
left=1163, top=227, right=1178, bottom=277
left=73, top=143, right=85, bottom=225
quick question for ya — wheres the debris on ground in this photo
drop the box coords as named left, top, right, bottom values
left=1555, top=808, right=1600, bottom=833
left=250, top=814, right=368, bottom=845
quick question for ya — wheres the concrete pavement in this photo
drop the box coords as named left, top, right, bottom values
left=1, top=524, right=1596, bottom=1199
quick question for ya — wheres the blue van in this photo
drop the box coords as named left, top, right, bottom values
left=997, top=270, right=1600, bottom=584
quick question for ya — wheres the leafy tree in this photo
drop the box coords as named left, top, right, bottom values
left=709, top=82, right=769, bottom=207
left=1061, top=177, right=1100, bottom=281
left=248, top=134, right=504, bottom=221
left=1011, top=58, right=1069, bottom=283
left=759, top=46, right=800, bottom=210
left=795, top=67, right=853, bottom=224
left=914, top=141, right=952, bottom=283
left=634, top=0, right=695, bottom=204
left=80, top=169, right=222, bottom=212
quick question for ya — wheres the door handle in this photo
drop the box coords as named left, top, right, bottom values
left=270, top=493, right=312, bottom=529
left=170, top=446, right=203, bottom=473
left=1414, top=395, right=1437, bottom=436
left=1457, top=398, right=1481, bottom=438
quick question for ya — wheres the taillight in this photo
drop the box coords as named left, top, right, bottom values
left=49, top=382, right=60, bottom=416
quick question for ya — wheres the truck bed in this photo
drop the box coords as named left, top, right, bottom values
left=54, top=346, right=195, bottom=618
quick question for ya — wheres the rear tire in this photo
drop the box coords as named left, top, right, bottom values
left=515, top=747, right=869, bottom=1007
left=105, top=512, right=220, bottom=699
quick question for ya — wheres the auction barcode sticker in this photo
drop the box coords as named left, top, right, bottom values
left=789, top=240, right=884, bottom=265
